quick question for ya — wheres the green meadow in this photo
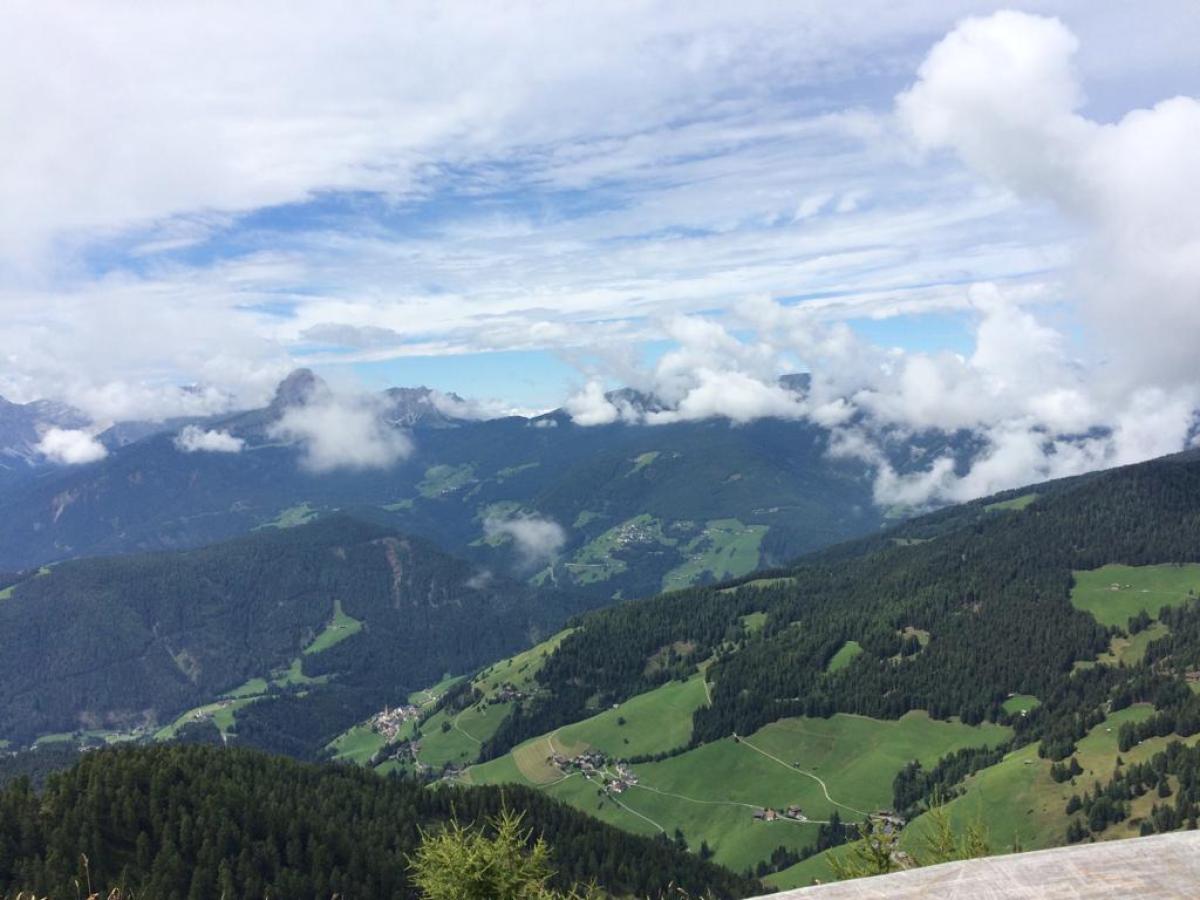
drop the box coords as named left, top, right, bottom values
left=826, top=640, right=863, bottom=673
left=328, top=723, right=386, bottom=764
left=773, top=703, right=1200, bottom=889
left=1001, top=694, right=1041, bottom=715
left=302, top=599, right=363, bottom=655
left=662, top=519, right=768, bottom=592
left=259, top=502, right=318, bottom=529
left=1070, top=563, right=1200, bottom=628
left=363, top=630, right=570, bottom=772
left=417, top=463, right=476, bottom=497
left=468, top=683, right=1010, bottom=876
left=985, top=492, right=1038, bottom=512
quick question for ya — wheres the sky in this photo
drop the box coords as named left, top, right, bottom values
left=3, top=1, right=1199, bottom=504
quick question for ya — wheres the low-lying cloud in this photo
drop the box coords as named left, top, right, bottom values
left=268, top=395, right=413, bottom=472
left=36, top=428, right=108, bottom=465
left=174, top=425, right=244, bottom=454
left=562, top=12, right=1200, bottom=509
left=483, top=514, right=567, bottom=567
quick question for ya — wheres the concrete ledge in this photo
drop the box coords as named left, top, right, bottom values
left=758, top=831, right=1200, bottom=899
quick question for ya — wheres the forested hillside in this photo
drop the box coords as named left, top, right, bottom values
left=486, top=453, right=1200, bottom=755
left=0, top=516, right=591, bottom=749
left=0, top=743, right=759, bottom=899
left=334, top=451, right=1200, bottom=882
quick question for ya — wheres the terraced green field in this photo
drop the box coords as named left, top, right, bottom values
left=1071, top=563, right=1200, bottom=628
left=661, top=519, right=767, bottom=592
left=572, top=510, right=602, bottom=529
left=416, top=702, right=510, bottom=770
left=496, top=461, right=539, bottom=479
left=303, top=599, right=363, bottom=655
left=1098, top=621, right=1170, bottom=666
left=409, top=673, right=464, bottom=708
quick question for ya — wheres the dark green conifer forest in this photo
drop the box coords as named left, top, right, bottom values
left=0, top=744, right=759, bottom=899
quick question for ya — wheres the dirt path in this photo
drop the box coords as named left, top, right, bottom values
left=453, top=709, right=482, bottom=745
left=627, top=782, right=829, bottom=824
left=736, top=734, right=869, bottom=817
left=581, top=772, right=667, bottom=833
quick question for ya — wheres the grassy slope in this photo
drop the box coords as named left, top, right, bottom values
left=389, top=631, right=571, bottom=771
left=327, top=723, right=387, bottom=765
left=260, top=502, right=318, bottom=529
left=662, top=519, right=768, bottom=592
left=771, top=704, right=1200, bottom=889
left=564, top=515, right=668, bottom=585
left=302, top=599, right=363, bottom=655
left=826, top=641, right=864, bottom=673
left=1098, top=621, right=1170, bottom=666
left=469, top=691, right=1009, bottom=876
left=1071, top=563, right=1200, bottom=628
left=985, top=493, right=1038, bottom=512
left=556, top=675, right=708, bottom=758
left=1001, top=694, right=1041, bottom=715
left=779, top=563, right=1200, bottom=888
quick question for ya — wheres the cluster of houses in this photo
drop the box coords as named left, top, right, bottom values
left=368, top=704, right=422, bottom=741
left=752, top=805, right=807, bottom=823
left=190, top=699, right=235, bottom=722
left=750, top=805, right=906, bottom=833
left=491, top=683, right=526, bottom=704
left=374, top=737, right=424, bottom=771
left=872, top=810, right=907, bottom=833
left=548, top=750, right=640, bottom=793
left=603, top=760, right=639, bottom=793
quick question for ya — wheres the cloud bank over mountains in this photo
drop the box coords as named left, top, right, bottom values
left=564, top=10, right=1200, bottom=505
left=2, top=5, right=1197, bottom=506
left=268, top=393, right=414, bottom=473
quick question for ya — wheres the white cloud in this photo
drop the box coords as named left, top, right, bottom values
left=35, top=427, right=107, bottom=464
left=3, top=3, right=1195, bottom=417
left=557, top=14, right=1200, bottom=507
left=564, top=381, right=621, bottom=426
left=0, top=3, right=1195, bottom=512
left=645, top=370, right=803, bottom=425
left=897, top=9, right=1200, bottom=392
left=173, top=425, right=244, bottom=454
left=483, top=514, right=567, bottom=566
left=428, top=391, right=541, bottom=421
left=268, top=395, right=413, bottom=472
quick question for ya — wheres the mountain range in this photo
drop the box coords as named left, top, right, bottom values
left=0, top=370, right=930, bottom=601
